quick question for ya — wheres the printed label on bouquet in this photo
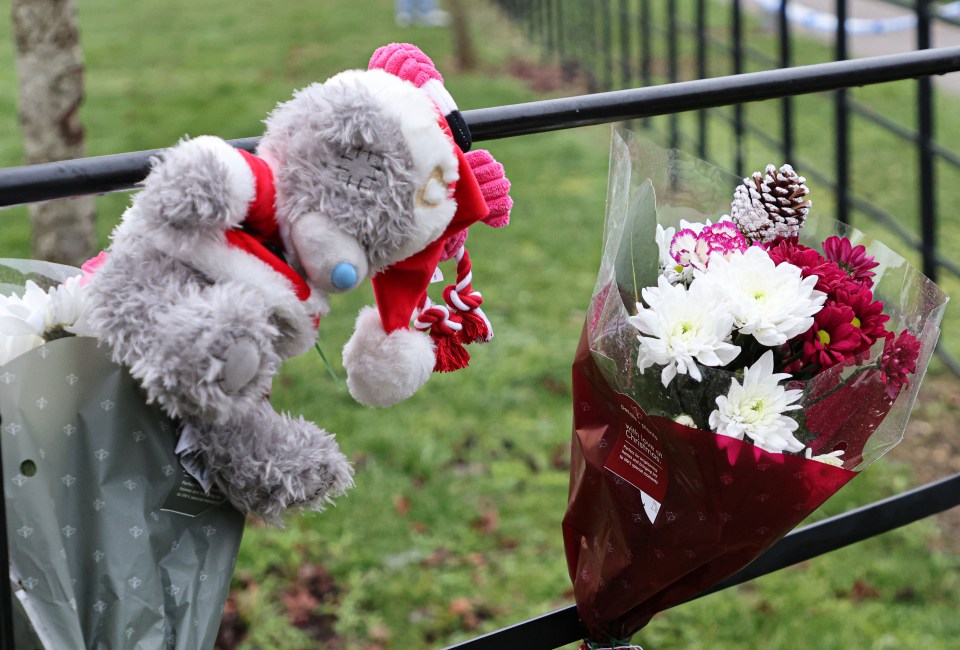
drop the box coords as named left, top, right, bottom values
left=604, top=393, right=668, bottom=524
left=160, top=465, right=229, bottom=517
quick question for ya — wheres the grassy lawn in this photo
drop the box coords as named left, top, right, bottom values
left=2, top=1, right=959, bottom=648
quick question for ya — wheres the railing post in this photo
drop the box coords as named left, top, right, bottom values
left=619, top=0, right=631, bottom=88
left=917, top=0, right=938, bottom=281
left=836, top=0, right=851, bottom=225
left=668, top=0, right=680, bottom=149
left=732, top=0, right=745, bottom=173
left=640, top=0, right=652, bottom=129
left=696, top=0, right=709, bottom=159
left=779, top=0, right=794, bottom=163
left=601, top=0, right=613, bottom=90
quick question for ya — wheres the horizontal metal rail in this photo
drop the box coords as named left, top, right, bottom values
left=445, top=471, right=960, bottom=650
left=1, top=48, right=960, bottom=207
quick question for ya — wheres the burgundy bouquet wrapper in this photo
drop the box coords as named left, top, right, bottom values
left=563, top=330, right=855, bottom=639
left=561, top=129, right=948, bottom=644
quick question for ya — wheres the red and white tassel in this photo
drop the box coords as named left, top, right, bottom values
left=414, top=298, right=470, bottom=372
left=442, top=245, right=493, bottom=344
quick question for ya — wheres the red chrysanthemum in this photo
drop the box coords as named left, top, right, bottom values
left=879, top=329, right=921, bottom=400
left=830, top=286, right=890, bottom=355
left=823, top=235, right=879, bottom=288
left=767, top=239, right=849, bottom=294
left=799, top=303, right=863, bottom=370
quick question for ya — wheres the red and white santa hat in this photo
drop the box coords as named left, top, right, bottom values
left=342, top=43, right=512, bottom=408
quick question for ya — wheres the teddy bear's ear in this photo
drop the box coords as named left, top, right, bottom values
left=369, top=42, right=471, bottom=152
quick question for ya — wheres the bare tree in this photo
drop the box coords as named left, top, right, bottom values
left=12, top=0, right=95, bottom=265
left=447, top=0, right=477, bottom=71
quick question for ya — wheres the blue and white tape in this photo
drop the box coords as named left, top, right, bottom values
left=751, top=0, right=960, bottom=35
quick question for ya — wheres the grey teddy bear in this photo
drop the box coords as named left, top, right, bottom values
left=85, top=44, right=512, bottom=521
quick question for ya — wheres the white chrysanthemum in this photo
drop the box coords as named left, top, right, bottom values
left=0, top=281, right=51, bottom=365
left=0, top=275, right=93, bottom=365
left=805, top=448, right=845, bottom=467
left=0, top=333, right=45, bottom=366
left=695, top=246, right=825, bottom=346
left=0, top=280, right=49, bottom=338
left=673, top=414, right=696, bottom=428
left=628, top=276, right=741, bottom=387
left=709, top=351, right=804, bottom=454
left=49, top=275, right=95, bottom=336
left=655, top=224, right=684, bottom=284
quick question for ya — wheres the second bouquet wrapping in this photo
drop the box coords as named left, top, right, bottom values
left=562, top=128, right=948, bottom=643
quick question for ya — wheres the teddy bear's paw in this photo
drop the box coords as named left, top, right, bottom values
left=121, top=281, right=283, bottom=424
left=187, top=406, right=354, bottom=522
left=220, top=337, right=263, bottom=394
left=139, top=136, right=254, bottom=232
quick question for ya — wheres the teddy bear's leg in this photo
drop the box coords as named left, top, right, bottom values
left=181, top=404, right=354, bottom=522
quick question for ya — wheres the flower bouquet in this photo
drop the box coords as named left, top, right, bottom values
left=562, top=128, right=948, bottom=647
left=0, top=259, right=244, bottom=649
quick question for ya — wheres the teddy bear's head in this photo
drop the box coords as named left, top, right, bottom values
left=257, top=68, right=460, bottom=297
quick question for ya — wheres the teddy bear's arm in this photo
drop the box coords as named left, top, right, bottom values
left=135, top=136, right=256, bottom=233
left=85, top=248, right=287, bottom=424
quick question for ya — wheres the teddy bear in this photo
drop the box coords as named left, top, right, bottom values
left=84, top=43, right=512, bottom=520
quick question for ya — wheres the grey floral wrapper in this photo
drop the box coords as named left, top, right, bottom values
left=1, top=326, right=244, bottom=648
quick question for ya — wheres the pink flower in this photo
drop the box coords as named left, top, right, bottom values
left=829, top=286, right=889, bottom=354
left=822, top=236, right=878, bottom=288
left=669, top=221, right=749, bottom=273
left=670, top=228, right=711, bottom=272
left=798, top=303, right=863, bottom=370
left=79, top=251, right=109, bottom=287
left=879, top=330, right=921, bottom=400
left=700, top=221, right=749, bottom=256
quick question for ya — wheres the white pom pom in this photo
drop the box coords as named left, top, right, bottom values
left=342, top=306, right=435, bottom=407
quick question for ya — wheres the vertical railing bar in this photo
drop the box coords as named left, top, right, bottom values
left=556, top=0, right=565, bottom=65
left=696, top=0, right=709, bottom=159
left=836, top=0, right=851, bottom=225
left=545, top=0, right=555, bottom=57
left=732, top=0, right=745, bottom=173
left=668, top=0, right=680, bottom=149
left=586, top=0, right=598, bottom=91
left=779, top=0, right=794, bottom=163
left=917, top=0, right=938, bottom=281
left=601, top=0, right=614, bottom=90
left=640, top=0, right=652, bottom=129
left=619, top=0, right=631, bottom=88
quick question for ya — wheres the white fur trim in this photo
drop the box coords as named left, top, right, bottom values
left=342, top=306, right=435, bottom=407
left=182, top=136, right=256, bottom=227
left=421, top=78, right=458, bottom=116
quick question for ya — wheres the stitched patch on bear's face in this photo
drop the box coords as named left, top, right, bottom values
left=332, top=149, right=387, bottom=195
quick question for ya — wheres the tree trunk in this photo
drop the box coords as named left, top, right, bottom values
left=12, top=0, right=96, bottom=266
left=447, top=0, right=477, bottom=71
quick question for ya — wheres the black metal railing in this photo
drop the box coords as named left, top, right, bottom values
left=2, top=47, right=960, bottom=650
left=492, top=0, right=960, bottom=375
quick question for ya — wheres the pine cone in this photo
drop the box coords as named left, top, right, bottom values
left=731, top=163, right=811, bottom=243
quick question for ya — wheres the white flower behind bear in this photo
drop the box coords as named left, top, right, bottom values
left=709, top=350, right=804, bottom=454
left=629, top=276, right=741, bottom=387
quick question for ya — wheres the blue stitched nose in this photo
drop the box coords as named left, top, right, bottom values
left=331, top=262, right=358, bottom=290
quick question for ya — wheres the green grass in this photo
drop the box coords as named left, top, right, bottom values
left=2, top=1, right=959, bottom=648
